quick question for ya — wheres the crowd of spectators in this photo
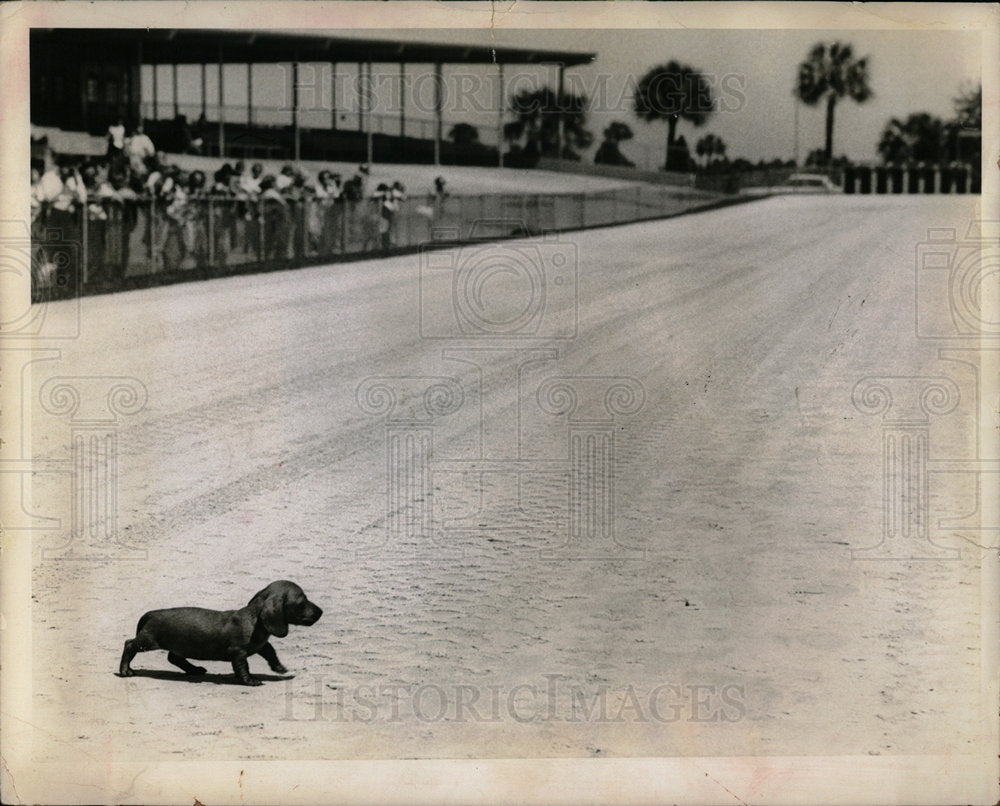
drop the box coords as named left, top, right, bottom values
left=31, top=123, right=450, bottom=291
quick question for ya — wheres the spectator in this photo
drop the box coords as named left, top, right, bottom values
left=259, top=174, right=289, bottom=261
left=180, top=170, right=209, bottom=266
left=240, top=162, right=263, bottom=195
left=378, top=181, right=406, bottom=250
left=342, top=174, right=363, bottom=202
left=419, top=175, right=448, bottom=222
left=210, top=163, right=238, bottom=264
left=157, top=167, right=190, bottom=271
left=30, top=159, right=45, bottom=225
left=126, top=124, right=156, bottom=178
left=212, top=163, right=235, bottom=192
left=36, top=156, right=64, bottom=208
left=314, top=170, right=343, bottom=253
left=356, top=163, right=370, bottom=198
left=30, top=159, right=54, bottom=290
left=52, top=162, right=87, bottom=219
left=107, top=166, right=139, bottom=284
left=284, top=171, right=310, bottom=259
left=107, top=117, right=126, bottom=162
left=44, top=160, right=86, bottom=287
left=238, top=162, right=264, bottom=256
left=276, top=164, right=296, bottom=191
left=81, top=162, right=110, bottom=282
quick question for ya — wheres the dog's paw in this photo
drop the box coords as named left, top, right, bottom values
left=269, top=663, right=288, bottom=674
left=185, top=665, right=207, bottom=675
left=119, top=667, right=134, bottom=677
left=243, top=677, right=263, bottom=686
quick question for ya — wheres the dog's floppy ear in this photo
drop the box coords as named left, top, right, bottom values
left=256, top=586, right=289, bottom=638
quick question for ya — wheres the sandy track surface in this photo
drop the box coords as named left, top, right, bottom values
left=30, top=194, right=986, bottom=761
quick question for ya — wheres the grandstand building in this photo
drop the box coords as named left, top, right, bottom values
left=29, top=28, right=595, bottom=165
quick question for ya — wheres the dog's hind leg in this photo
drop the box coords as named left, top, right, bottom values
left=167, top=653, right=207, bottom=675
left=119, top=635, right=157, bottom=676
left=119, top=616, right=162, bottom=676
left=119, top=639, right=139, bottom=676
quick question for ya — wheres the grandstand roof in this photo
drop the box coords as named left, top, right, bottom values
left=32, top=28, right=596, bottom=67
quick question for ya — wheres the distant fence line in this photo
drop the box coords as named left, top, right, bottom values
left=841, top=163, right=978, bottom=194
left=30, top=185, right=730, bottom=301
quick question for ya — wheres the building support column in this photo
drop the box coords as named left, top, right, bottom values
left=399, top=62, right=406, bottom=139
left=292, top=57, right=300, bottom=162
left=556, top=63, right=565, bottom=160
left=247, top=61, right=253, bottom=127
left=330, top=62, right=337, bottom=130
left=217, top=44, right=225, bottom=157
left=133, top=40, right=143, bottom=127
left=357, top=61, right=364, bottom=133
left=364, top=62, right=373, bottom=164
left=433, top=62, right=442, bottom=166
left=172, top=62, right=179, bottom=118
left=497, top=62, right=504, bottom=168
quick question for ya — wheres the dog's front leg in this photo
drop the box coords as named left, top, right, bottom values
left=257, top=642, right=288, bottom=674
left=228, top=649, right=261, bottom=686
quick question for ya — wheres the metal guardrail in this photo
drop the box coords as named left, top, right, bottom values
left=30, top=185, right=723, bottom=301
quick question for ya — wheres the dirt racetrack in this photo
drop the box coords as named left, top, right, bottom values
left=28, top=193, right=987, bottom=763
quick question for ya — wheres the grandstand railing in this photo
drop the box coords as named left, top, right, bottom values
left=141, top=101, right=483, bottom=144
left=30, top=185, right=727, bottom=301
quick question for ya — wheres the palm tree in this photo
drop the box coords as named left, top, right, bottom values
left=795, top=41, right=873, bottom=165
left=505, top=86, right=594, bottom=160
left=634, top=61, right=713, bottom=170
left=695, top=133, right=726, bottom=167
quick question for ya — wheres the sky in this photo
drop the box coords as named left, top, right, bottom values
left=147, top=27, right=982, bottom=167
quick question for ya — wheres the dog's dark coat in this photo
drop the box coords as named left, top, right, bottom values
left=118, top=580, right=322, bottom=685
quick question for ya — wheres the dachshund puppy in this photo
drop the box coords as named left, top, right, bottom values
left=119, top=580, right=322, bottom=686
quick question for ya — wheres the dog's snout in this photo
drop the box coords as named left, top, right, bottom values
left=303, top=604, right=322, bottom=625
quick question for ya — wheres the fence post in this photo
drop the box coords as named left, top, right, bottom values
left=340, top=202, right=347, bottom=253
left=301, top=200, right=308, bottom=258
left=207, top=198, right=215, bottom=269
left=80, top=205, right=88, bottom=286
left=258, top=205, right=265, bottom=261
left=148, top=197, right=155, bottom=269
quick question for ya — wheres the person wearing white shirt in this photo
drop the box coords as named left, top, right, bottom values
left=37, top=159, right=64, bottom=205
left=126, top=124, right=156, bottom=177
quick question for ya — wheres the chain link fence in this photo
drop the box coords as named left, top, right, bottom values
left=31, top=184, right=728, bottom=301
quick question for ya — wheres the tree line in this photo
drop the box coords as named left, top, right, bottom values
left=447, top=41, right=980, bottom=173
